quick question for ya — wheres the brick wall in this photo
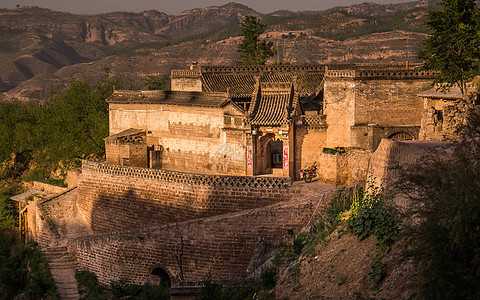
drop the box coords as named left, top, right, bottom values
left=170, top=77, right=202, bottom=92
left=77, top=161, right=294, bottom=233
left=68, top=189, right=333, bottom=285
left=324, top=79, right=356, bottom=148
left=354, top=79, right=432, bottom=127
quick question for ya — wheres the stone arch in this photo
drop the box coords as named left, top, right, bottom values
left=149, top=266, right=172, bottom=287
left=388, top=132, right=414, bottom=141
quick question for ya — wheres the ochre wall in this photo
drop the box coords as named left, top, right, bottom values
left=171, top=77, right=202, bottom=92
left=109, top=103, right=246, bottom=176
left=353, top=79, right=431, bottom=126
left=294, top=127, right=327, bottom=178
left=324, top=73, right=432, bottom=149
left=324, top=79, right=356, bottom=148
left=68, top=189, right=331, bottom=285
left=77, top=161, right=294, bottom=234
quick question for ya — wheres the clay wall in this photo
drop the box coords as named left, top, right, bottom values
left=170, top=70, right=202, bottom=92
left=353, top=79, right=432, bottom=127
left=324, top=69, right=434, bottom=149
left=369, top=139, right=451, bottom=208
left=294, top=116, right=328, bottom=179
left=109, top=103, right=246, bottom=176
left=316, top=149, right=370, bottom=185
left=68, top=189, right=332, bottom=285
left=77, top=161, right=293, bottom=233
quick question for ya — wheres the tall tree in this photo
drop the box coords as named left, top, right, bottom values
left=237, top=15, right=275, bottom=65
left=419, top=0, right=480, bottom=94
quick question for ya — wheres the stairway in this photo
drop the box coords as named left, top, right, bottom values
left=43, top=246, right=80, bottom=300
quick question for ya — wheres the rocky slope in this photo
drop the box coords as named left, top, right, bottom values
left=1, top=1, right=438, bottom=100
left=274, top=232, right=419, bottom=300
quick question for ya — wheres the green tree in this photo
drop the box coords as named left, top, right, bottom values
left=0, top=101, right=45, bottom=162
left=237, top=15, right=275, bottom=65
left=44, top=73, right=116, bottom=164
left=145, top=74, right=169, bottom=90
left=419, top=0, right=480, bottom=94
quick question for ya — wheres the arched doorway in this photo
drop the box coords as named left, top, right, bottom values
left=388, top=132, right=414, bottom=141
left=257, top=133, right=283, bottom=174
left=150, top=267, right=171, bottom=287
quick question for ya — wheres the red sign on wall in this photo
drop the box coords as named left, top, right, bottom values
left=247, top=146, right=253, bottom=169
left=283, top=146, right=289, bottom=169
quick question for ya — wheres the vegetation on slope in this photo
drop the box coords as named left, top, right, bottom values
left=0, top=73, right=120, bottom=299
left=399, top=104, right=480, bottom=299
left=75, top=270, right=169, bottom=300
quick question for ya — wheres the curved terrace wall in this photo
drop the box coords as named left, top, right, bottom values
left=77, top=160, right=294, bottom=233
left=68, top=189, right=333, bottom=285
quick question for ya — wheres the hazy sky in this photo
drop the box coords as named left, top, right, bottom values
left=1, top=0, right=411, bottom=15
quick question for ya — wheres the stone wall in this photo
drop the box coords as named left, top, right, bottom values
left=170, top=70, right=202, bottom=92
left=324, top=68, right=434, bottom=149
left=317, top=148, right=370, bottom=185
left=77, top=161, right=294, bottom=233
left=109, top=103, right=246, bottom=176
left=294, top=116, right=328, bottom=179
left=68, top=189, right=332, bottom=285
left=369, top=138, right=450, bottom=208
left=419, top=99, right=468, bottom=141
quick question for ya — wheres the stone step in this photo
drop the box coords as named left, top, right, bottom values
left=43, top=246, right=80, bottom=300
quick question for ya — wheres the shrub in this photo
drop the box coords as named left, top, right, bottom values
left=260, top=266, right=276, bottom=290
left=348, top=179, right=397, bottom=251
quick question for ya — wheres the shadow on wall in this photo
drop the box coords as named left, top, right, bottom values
left=83, top=174, right=292, bottom=233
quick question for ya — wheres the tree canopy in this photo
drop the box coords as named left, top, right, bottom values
left=237, top=15, right=275, bottom=65
left=419, top=0, right=480, bottom=94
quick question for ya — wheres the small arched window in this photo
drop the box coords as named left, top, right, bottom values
left=388, top=132, right=414, bottom=141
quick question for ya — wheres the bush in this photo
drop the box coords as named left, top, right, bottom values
left=0, top=232, right=58, bottom=299
left=75, top=270, right=170, bottom=300
left=260, top=266, right=276, bottom=290
left=348, top=180, right=397, bottom=251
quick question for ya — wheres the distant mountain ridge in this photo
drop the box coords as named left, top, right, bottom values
left=0, top=1, right=438, bottom=100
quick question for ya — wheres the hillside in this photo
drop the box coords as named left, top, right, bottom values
left=1, top=1, right=437, bottom=100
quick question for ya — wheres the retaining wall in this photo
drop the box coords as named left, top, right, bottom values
left=68, top=190, right=333, bottom=285
left=77, top=160, right=295, bottom=233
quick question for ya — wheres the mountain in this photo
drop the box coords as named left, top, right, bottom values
left=1, top=1, right=437, bottom=100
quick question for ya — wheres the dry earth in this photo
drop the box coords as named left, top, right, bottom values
left=274, top=230, right=419, bottom=300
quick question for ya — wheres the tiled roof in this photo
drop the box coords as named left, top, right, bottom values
left=107, top=90, right=230, bottom=107
left=199, top=66, right=325, bottom=98
left=418, top=87, right=463, bottom=99
left=104, top=128, right=145, bottom=142
left=249, top=83, right=295, bottom=126
left=202, top=74, right=256, bottom=97
left=11, top=187, right=57, bottom=203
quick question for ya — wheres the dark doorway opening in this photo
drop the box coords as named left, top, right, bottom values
left=150, top=267, right=171, bottom=287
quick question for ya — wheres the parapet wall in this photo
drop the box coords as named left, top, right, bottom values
left=78, top=161, right=294, bottom=233
left=68, top=189, right=333, bottom=285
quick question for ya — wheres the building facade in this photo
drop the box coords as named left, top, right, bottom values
left=105, top=63, right=437, bottom=184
